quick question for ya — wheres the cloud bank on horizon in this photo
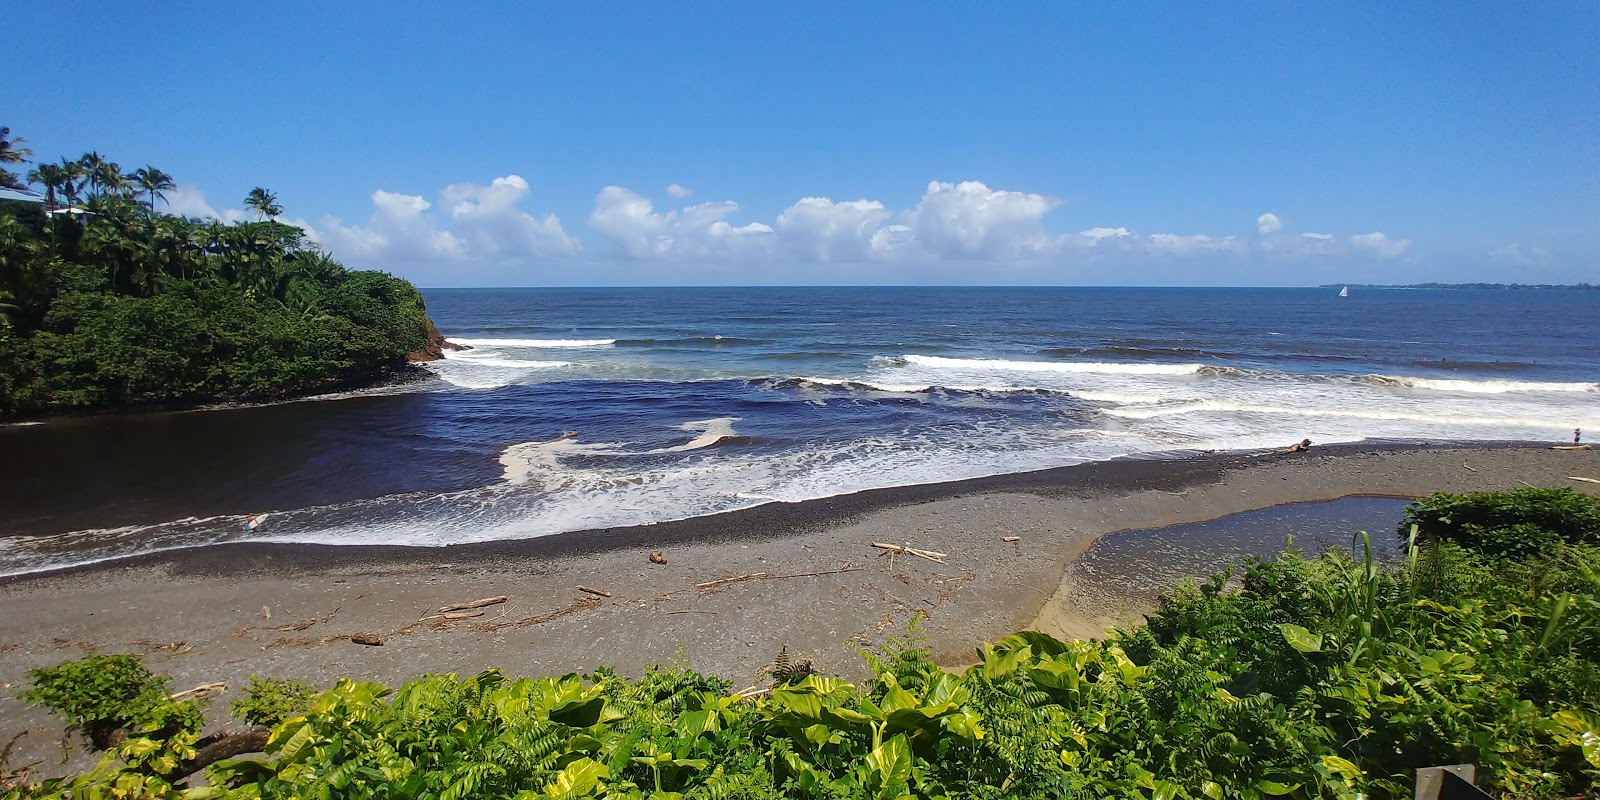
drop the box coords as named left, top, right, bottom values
left=162, top=175, right=1487, bottom=286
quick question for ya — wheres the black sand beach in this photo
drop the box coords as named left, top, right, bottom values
left=3, top=442, right=1597, bottom=771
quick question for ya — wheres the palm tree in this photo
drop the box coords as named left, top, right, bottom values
left=0, top=126, right=31, bottom=189
left=78, top=152, right=107, bottom=197
left=57, top=158, right=86, bottom=207
left=131, top=166, right=175, bottom=212
left=27, top=164, right=67, bottom=211
left=95, top=161, right=131, bottom=199
left=244, top=187, right=283, bottom=221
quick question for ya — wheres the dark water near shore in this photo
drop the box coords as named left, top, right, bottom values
left=2, top=287, right=1595, bottom=575
left=1063, top=497, right=1413, bottom=619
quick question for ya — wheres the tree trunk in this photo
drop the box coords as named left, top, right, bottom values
left=170, top=728, right=270, bottom=780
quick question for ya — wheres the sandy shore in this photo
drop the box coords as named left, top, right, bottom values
left=3, top=442, right=1597, bottom=772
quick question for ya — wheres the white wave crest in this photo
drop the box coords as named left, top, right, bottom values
left=1367, top=375, right=1597, bottom=394
left=453, top=338, right=616, bottom=348
left=1102, top=400, right=1556, bottom=428
left=499, top=418, right=740, bottom=485
left=902, top=355, right=1204, bottom=376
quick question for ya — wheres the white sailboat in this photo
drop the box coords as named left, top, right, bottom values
left=1338, top=285, right=1349, bottom=297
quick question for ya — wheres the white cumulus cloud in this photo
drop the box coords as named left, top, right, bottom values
left=1487, top=242, right=1551, bottom=266
left=666, top=183, right=693, bottom=199
left=1256, top=212, right=1283, bottom=234
left=905, top=180, right=1061, bottom=260
left=1349, top=231, right=1413, bottom=258
left=775, top=197, right=896, bottom=262
left=317, top=175, right=574, bottom=265
left=588, top=186, right=773, bottom=261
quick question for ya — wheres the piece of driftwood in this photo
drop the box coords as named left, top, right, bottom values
left=170, top=681, right=227, bottom=702
left=577, top=585, right=613, bottom=598
left=422, top=610, right=485, bottom=622
left=1553, top=444, right=1593, bottom=450
left=1569, top=476, right=1600, bottom=485
left=650, top=551, right=668, bottom=564
left=273, top=606, right=341, bottom=632
left=871, top=542, right=947, bottom=563
left=260, top=606, right=271, bottom=620
left=477, top=597, right=602, bottom=632
left=1001, top=536, right=1021, bottom=542
left=696, top=573, right=768, bottom=589
left=695, top=565, right=862, bottom=592
left=438, top=596, right=508, bottom=613
left=350, top=633, right=385, bottom=646
left=1461, top=463, right=1478, bottom=472
left=664, top=610, right=718, bottom=615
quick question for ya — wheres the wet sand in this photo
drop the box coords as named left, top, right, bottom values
left=3, top=442, right=1596, bottom=772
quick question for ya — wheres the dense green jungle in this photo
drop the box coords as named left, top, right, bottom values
left=0, top=126, right=437, bottom=419
left=5, top=488, right=1598, bottom=799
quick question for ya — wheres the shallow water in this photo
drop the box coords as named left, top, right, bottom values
left=2, top=287, right=1594, bottom=575
left=1056, top=496, right=1413, bottom=627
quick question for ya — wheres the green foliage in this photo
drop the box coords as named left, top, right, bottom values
left=1403, top=487, right=1600, bottom=557
left=19, top=654, right=202, bottom=751
left=10, top=490, right=1600, bottom=798
left=0, top=132, right=439, bottom=419
left=231, top=676, right=316, bottom=729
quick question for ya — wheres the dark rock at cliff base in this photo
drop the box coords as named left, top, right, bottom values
left=406, top=324, right=469, bottom=362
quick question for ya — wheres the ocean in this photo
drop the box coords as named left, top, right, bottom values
left=2, top=286, right=1596, bottom=575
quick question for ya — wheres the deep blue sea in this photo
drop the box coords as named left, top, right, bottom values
left=2, top=286, right=1596, bottom=574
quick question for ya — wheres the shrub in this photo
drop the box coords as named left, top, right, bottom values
left=20, top=654, right=201, bottom=750
left=230, top=676, right=315, bottom=729
left=1402, top=487, right=1600, bottom=557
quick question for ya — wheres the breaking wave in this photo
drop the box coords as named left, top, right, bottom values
left=452, top=338, right=617, bottom=347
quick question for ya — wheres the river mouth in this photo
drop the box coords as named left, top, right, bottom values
left=1034, top=496, right=1412, bottom=640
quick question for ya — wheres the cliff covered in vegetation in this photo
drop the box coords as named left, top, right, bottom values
left=0, top=127, right=441, bottom=419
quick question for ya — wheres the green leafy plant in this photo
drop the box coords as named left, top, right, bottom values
left=230, top=676, right=315, bottom=729
left=8, top=490, right=1600, bottom=799
left=20, top=654, right=201, bottom=751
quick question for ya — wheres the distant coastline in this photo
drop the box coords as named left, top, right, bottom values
left=1319, top=282, right=1597, bottom=290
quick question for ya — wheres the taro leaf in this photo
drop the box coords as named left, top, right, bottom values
left=1279, top=623, right=1324, bottom=654
left=1257, top=779, right=1302, bottom=795
left=865, top=734, right=913, bottom=785
left=543, top=758, right=609, bottom=798
left=979, top=644, right=1032, bottom=680
left=1552, top=710, right=1600, bottom=768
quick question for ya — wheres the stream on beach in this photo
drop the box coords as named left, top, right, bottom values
left=1052, top=496, right=1413, bottom=630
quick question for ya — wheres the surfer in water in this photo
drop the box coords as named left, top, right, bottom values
left=244, top=513, right=266, bottom=531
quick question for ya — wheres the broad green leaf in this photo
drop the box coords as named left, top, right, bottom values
left=865, top=734, right=913, bottom=784
left=980, top=643, right=1032, bottom=679
left=1279, top=623, right=1324, bottom=653
left=1257, top=779, right=1302, bottom=795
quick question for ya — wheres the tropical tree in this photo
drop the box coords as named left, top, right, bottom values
left=27, top=163, right=67, bottom=211
left=78, top=151, right=107, bottom=196
left=0, top=126, right=32, bottom=189
left=244, top=186, right=283, bottom=220
left=57, top=157, right=86, bottom=207
left=130, top=166, right=175, bottom=211
left=95, top=160, right=131, bottom=199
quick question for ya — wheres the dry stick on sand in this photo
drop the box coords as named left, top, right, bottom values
left=421, top=611, right=486, bottom=622
left=871, top=542, right=948, bottom=563
left=273, top=606, right=341, bottom=633
left=1570, top=476, right=1600, bottom=485
left=170, top=681, right=228, bottom=702
left=695, top=564, right=863, bottom=592
left=1001, top=536, right=1021, bottom=542
left=1461, top=462, right=1478, bottom=473
left=437, top=596, right=508, bottom=613
left=577, top=585, right=613, bottom=598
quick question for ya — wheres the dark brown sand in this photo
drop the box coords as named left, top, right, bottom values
left=3, top=443, right=1596, bottom=772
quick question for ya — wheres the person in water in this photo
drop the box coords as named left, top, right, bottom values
left=244, top=514, right=258, bottom=531
left=1284, top=438, right=1312, bottom=454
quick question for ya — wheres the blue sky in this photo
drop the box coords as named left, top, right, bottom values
left=8, top=2, right=1597, bottom=286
